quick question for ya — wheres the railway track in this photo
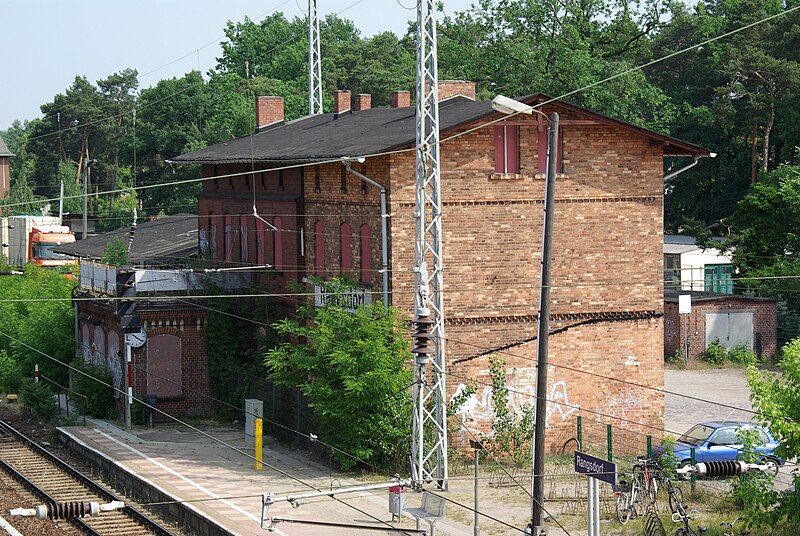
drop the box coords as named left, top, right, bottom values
left=0, top=419, right=176, bottom=536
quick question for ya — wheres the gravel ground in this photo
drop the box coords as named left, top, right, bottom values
left=0, top=472, right=81, bottom=536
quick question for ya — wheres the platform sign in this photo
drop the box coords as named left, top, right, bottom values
left=679, top=294, right=692, bottom=314
left=574, top=450, right=616, bottom=485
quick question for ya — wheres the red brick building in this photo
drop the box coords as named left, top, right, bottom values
left=172, top=83, right=709, bottom=451
left=0, top=133, right=13, bottom=201
left=664, top=290, right=777, bottom=361
left=70, top=216, right=215, bottom=418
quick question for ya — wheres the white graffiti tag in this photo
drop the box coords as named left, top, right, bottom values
left=451, top=375, right=579, bottom=435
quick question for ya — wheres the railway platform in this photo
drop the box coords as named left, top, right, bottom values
left=58, top=422, right=473, bottom=536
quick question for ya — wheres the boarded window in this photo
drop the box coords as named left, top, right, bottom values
left=255, top=217, right=265, bottom=265
left=240, top=216, right=249, bottom=263
left=273, top=216, right=283, bottom=270
left=146, top=334, right=182, bottom=398
left=107, top=331, right=122, bottom=391
left=340, top=223, right=352, bottom=271
left=224, top=214, right=233, bottom=262
left=494, top=125, right=520, bottom=173
left=208, top=213, right=217, bottom=260
left=360, top=224, right=372, bottom=284
left=81, top=324, right=91, bottom=362
left=314, top=220, right=324, bottom=275
left=93, top=328, right=106, bottom=367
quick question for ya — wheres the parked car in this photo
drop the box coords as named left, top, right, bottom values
left=658, top=421, right=782, bottom=479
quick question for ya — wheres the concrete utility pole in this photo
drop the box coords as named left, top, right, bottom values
left=411, top=0, right=448, bottom=489
left=529, top=112, right=559, bottom=536
left=307, top=0, right=323, bottom=115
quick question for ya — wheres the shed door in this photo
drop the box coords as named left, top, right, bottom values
left=705, top=312, right=753, bottom=350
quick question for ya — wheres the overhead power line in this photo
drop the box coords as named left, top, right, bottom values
left=6, top=1, right=799, bottom=212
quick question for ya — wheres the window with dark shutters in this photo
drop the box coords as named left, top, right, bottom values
left=537, top=127, right=564, bottom=173
left=494, top=125, right=520, bottom=174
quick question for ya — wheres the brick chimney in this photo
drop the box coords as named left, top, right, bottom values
left=437, top=80, right=476, bottom=101
left=391, top=90, right=411, bottom=108
left=333, top=90, right=351, bottom=114
left=353, top=93, right=371, bottom=111
left=255, top=96, right=284, bottom=129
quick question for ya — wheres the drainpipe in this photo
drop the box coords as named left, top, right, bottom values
left=664, top=152, right=717, bottom=182
left=342, top=159, right=390, bottom=308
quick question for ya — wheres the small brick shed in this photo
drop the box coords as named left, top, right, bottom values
left=664, top=290, right=777, bottom=360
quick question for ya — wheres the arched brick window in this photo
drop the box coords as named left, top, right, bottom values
left=81, top=324, right=91, bottom=362
left=340, top=223, right=352, bottom=272
left=208, top=213, right=217, bottom=260
left=314, top=220, right=324, bottom=275
left=107, top=331, right=122, bottom=392
left=273, top=216, right=283, bottom=270
left=224, top=214, right=233, bottom=262
left=146, top=334, right=182, bottom=398
left=240, top=215, right=249, bottom=263
left=93, top=328, right=105, bottom=367
left=255, top=217, right=265, bottom=265
left=360, top=224, right=372, bottom=284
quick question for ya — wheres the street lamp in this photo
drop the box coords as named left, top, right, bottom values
left=492, top=93, right=558, bottom=536
left=491, top=95, right=535, bottom=116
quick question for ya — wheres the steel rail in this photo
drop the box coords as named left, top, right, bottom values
left=0, top=419, right=174, bottom=536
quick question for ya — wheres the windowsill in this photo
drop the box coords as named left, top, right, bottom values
left=490, top=172, right=524, bottom=181
left=534, top=173, right=569, bottom=180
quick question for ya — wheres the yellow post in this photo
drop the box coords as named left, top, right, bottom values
left=254, top=418, right=263, bottom=471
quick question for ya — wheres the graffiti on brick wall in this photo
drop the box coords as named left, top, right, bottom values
left=607, top=389, right=643, bottom=420
left=451, top=369, right=578, bottom=434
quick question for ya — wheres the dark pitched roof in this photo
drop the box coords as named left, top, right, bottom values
left=170, top=93, right=709, bottom=165
left=54, top=214, right=197, bottom=262
left=664, top=290, right=775, bottom=303
left=0, top=133, right=13, bottom=157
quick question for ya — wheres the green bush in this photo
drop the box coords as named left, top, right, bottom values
left=71, top=360, right=116, bottom=419
left=729, top=344, right=757, bottom=365
left=19, top=379, right=55, bottom=421
left=701, top=340, right=728, bottom=365
left=266, top=279, right=412, bottom=471
left=0, top=350, right=21, bottom=393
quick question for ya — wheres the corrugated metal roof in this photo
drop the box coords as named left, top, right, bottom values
left=170, top=94, right=709, bottom=165
left=54, top=214, right=197, bottom=262
left=0, top=133, right=14, bottom=157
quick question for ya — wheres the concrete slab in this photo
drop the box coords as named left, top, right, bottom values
left=60, top=424, right=478, bottom=536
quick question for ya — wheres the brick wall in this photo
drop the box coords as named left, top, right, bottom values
left=384, top=103, right=665, bottom=452
left=75, top=299, right=212, bottom=419
left=664, top=297, right=777, bottom=360
left=192, top=101, right=672, bottom=453
left=0, top=157, right=9, bottom=200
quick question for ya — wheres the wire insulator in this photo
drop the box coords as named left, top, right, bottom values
left=42, top=501, right=100, bottom=519
left=695, top=460, right=747, bottom=478
left=412, top=315, right=433, bottom=364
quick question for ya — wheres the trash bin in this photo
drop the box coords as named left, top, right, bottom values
left=389, top=486, right=406, bottom=521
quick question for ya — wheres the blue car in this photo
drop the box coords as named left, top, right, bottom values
left=665, top=421, right=782, bottom=479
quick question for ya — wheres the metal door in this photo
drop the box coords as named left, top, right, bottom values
left=705, top=311, right=753, bottom=350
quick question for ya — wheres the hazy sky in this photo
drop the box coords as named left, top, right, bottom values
left=0, top=0, right=475, bottom=129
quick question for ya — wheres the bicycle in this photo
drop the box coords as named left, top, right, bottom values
left=633, top=457, right=659, bottom=505
left=653, top=466, right=686, bottom=515
left=614, top=472, right=642, bottom=524
left=671, top=508, right=707, bottom=536
left=720, top=518, right=751, bottom=536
